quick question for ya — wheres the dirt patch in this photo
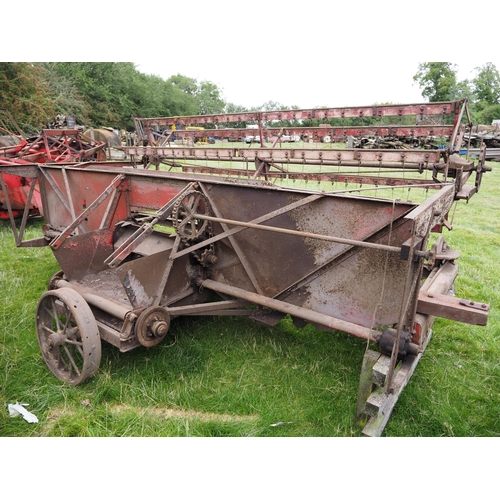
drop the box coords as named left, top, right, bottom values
left=46, top=403, right=258, bottom=424
left=113, top=403, right=258, bottom=423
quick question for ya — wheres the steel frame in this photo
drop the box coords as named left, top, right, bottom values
left=125, top=99, right=489, bottom=200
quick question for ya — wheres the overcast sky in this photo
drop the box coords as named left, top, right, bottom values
left=127, top=2, right=498, bottom=111
left=6, top=1, right=499, bottom=112
left=135, top=59, right=491, bottom=111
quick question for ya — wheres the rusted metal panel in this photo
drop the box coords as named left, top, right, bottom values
left=132, top=125, right=455, bottom=142
left=286, top=224, right=415, bottom=328
left=52, top=228, right=114, bottom=281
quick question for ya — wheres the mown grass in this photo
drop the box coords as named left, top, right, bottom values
left=0, top=161, right=498, bottom=437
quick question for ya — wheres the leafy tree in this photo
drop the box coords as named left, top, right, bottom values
left=475, top=103, right=500, bottom=125
left=166, top=74, right=225, bottom=116
left=196, top=80, right=225, bottom=115
left=42, top=63, right=91, bottom=124
left=132, top=72, right=197, bottom=121
left=167, top=74, right=199, bottom=96
left=0, top=63, right=55, bottom=133
left=449, top=79, right=473, bottom=101
left=471, top=63, right=500, bottom=107
left=260, top=100, right=287, bottom=111
left=413, top=62, right=458, bottom=102
left=51, top=62, right=144, bottom=128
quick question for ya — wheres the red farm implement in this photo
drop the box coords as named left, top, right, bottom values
left=0, top=109, right=106, bottom=220
left=0, top=98, right=490, bottom=435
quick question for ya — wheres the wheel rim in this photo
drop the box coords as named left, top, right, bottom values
left=36, top=288, right=101, bottom=385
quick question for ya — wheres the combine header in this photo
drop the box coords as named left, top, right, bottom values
left=0, top=98, right=490, bottom=435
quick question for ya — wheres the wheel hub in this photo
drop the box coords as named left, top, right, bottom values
left=135, top=306, right=171, bottom=347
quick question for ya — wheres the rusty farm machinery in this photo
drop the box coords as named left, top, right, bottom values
left=0, top=98, right=491, bottom=435
left=0, top=109, right=106, bottom=220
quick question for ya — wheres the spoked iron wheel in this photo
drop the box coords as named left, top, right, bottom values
left=36, top=288, right=101, bottom=385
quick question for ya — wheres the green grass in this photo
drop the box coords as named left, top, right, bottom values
left=0, top=161, right=498, bottom=437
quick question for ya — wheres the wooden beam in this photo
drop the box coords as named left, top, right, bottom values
left=355, top=350, right=380, bottom=427
left=417, top=292, right=489, bottom=326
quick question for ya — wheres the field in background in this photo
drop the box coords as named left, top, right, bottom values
left=0, top=161, right=498, bottom=437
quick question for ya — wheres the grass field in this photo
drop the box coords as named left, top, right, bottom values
left=0, top=160, right=498, bottom=438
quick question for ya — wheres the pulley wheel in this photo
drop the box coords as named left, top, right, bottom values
left=135, top=306, right=171, bottom=347
left=172, top=190, right=210, bottom=241
left=36, top=288, right=101, bottom=385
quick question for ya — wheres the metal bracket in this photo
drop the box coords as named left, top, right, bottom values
left=459, top=299, right=490, bottom=312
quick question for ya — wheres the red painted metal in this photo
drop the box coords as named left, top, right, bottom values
left=134, top=101, right=462, bottom=127
left=0, top=125, right=106, bottom=219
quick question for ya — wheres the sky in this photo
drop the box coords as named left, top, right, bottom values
left=135, top=59, right=490, bottom=111
left=6, top=1, right=498, bottom=113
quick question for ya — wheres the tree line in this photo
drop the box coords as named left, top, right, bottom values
left=0, top=63, right=231, bottom=134
left=413, top=62, right=500, bottom=125
left=1, top=62, right=499, bottom=134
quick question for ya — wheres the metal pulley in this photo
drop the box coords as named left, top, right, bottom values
left=135, top=306, right=171, bottom=347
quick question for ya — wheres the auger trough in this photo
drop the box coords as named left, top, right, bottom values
left=0, top=98, right=491, bottom=435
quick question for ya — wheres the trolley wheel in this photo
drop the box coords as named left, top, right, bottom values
left=36, top=288, right=101, bottom=385
left=135, top=306, right=171, bottom=347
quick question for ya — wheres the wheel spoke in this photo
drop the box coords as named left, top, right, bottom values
left=65, top=338, right=83, bottom=348
left=63, top=344, right=81, bottom=376
left=41, top=324, right=56, bottom=335
left=177, top=217, right=189, bottom=231
left=47, top=301, right=66, bottom=332
left=186, top=197, right=196, bottom=211
left=192, top=197, right=202, bottom=213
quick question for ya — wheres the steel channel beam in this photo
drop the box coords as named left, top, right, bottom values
left=141, top=125, right=455, bottom=140
left=124, top=146, right=443, bottom=165
left=141, top=155, right=440, bottom=171
left=177, top=165, right=443, bottom=187
left=134, top=101, right=463, bottom=127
